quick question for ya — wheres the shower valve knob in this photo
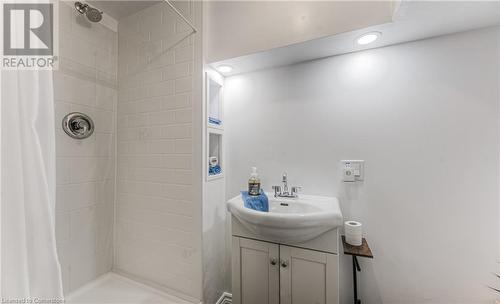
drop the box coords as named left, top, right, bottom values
left=63, top=112, right=94, bottom=140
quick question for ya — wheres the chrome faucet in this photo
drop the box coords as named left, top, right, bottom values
left=282, top=172, right=289, bottom=195
left=272, top=172, right=302, bottom=198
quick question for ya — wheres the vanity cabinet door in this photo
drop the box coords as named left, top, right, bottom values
left=232, top=237, right=280, bottom=304
left=279, top=245, right=339, bottom=304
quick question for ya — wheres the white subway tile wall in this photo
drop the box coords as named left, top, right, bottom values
left=55, top=2, right=117, bottom=293
left=116, top=1, right=200, bottom=298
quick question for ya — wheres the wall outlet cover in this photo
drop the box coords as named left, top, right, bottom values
left=341, top=160, right=365, bottom=181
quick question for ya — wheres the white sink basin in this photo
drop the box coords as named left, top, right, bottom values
left=227, top=193, right=343, bottom=243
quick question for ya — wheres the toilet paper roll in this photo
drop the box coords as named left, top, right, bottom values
left=344, top=221, right=362, bottom=246
left=209, top=156, right=218, bottom=167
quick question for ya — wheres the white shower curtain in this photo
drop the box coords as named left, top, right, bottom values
left=1, top=69, right=64, bottom=299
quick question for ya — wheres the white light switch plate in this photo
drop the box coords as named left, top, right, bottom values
left=341, top=160, right=365, bottom=181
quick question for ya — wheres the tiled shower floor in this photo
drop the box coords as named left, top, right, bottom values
left=66, top=273, right=194, bottom=304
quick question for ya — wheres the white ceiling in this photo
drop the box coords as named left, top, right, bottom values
left=210, top=1, right=500, bottom=76
left=88, top=1, right=161, bottom=20
left=205, top=1, right=396, bottom=62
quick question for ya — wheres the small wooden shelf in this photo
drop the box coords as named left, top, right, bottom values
left=341, top=235, right=373, bottom=304
left=341, top=236, right=373, bottom=259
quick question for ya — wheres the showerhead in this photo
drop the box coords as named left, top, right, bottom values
left=85, top=7, right=103, bottom=22
left=74, top=2, right=102, bottom=23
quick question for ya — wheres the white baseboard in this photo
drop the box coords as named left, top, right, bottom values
left=215, top=292, right=232, bottom=304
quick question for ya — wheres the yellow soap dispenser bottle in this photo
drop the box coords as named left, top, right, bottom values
left=248, top=167, right=261, bottom=196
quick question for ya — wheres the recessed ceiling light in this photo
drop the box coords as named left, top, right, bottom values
left=217, top=65, right=233, bottom=73
left=356, top=32, right=381, bottom=45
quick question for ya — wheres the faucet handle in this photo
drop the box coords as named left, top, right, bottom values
left=291, top=186, right=302, bottom=195
left=272, top=185, right=282, bottom=197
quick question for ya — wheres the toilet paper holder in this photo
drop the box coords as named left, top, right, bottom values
left=341, top=236, right=374, bottom=304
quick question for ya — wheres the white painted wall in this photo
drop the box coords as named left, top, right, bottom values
left=55, top=2, right=117, bottom=293
left=202, top=69, right=229, bottom=304
left=202, top=176, right=228, bottom=303
left=205, top=1, right=395, bottom=62
left=115, top=1, right=203, bottom=301
left=225, top=27, right=499, bottom=303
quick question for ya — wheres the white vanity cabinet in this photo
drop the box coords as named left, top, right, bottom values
left=279, top=245, right=339, bottom=304
left=232, top=236, right=339, bottom=304
left=232, top=237, right=280, bottom=304
left=228, top=193, right=342, bottom=304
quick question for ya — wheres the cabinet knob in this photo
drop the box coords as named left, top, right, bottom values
left=281, top=259, right=289, bottom=268
left=270, top=257, right=278, bottom=266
